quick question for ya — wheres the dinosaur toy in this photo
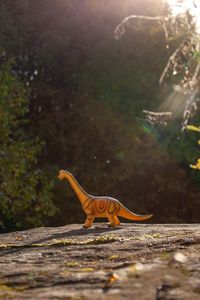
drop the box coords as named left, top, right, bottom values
left=58, top=170, right=153, bottom=227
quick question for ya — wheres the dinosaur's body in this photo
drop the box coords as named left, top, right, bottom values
left=58, top=170, right=153, bottom=227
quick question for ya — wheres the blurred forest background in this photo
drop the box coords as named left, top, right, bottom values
left=0, top=0, right=200, bottom=232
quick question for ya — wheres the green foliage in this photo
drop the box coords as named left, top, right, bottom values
left=0, top=61, right=55, bottom=231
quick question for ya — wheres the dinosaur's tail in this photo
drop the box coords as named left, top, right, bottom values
left=118, top=205, right=153, bottom=221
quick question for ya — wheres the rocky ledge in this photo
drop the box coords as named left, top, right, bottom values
left=0, top=223, right=200, bottom=299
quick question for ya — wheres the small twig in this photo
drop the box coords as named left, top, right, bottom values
left=159, top=40, right=189, bottom=84
left=143, top=110, right=172, bottom=126
left=143, top=110, right=172, bottom=116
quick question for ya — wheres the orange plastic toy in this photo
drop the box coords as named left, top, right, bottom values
left=58, top=170, right=153, bottom=227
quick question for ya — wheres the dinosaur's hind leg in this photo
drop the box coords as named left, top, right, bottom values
left=107, top=215, right=119, bottom=227
left=114, top=216, right=120, bottom=226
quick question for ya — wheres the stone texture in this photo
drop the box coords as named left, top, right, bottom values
left=0, top=223, right=200, bottom=299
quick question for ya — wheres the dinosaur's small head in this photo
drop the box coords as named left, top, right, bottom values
left=58, top=169, right=73, bottom=180
left=58, top=170, right=67, bottom=180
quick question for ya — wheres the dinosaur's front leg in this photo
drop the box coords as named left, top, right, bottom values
left=83, top=214, right=94, bottom=228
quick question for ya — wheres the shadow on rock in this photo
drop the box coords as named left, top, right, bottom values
left=33, top=225, right=123, bottom=244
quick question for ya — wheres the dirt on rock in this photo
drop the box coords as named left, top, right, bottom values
left=0, top=223, right=200, bottom=299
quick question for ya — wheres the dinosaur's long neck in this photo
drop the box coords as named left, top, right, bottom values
left=64, top=173, right=91, bottom=205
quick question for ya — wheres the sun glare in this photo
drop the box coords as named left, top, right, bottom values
left=166, top=0, right=200, bottom=33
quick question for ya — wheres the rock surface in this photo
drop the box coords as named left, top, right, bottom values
left=0, top=223, right=200, bottom=299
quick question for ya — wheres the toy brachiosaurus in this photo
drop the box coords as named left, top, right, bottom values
left=58, top=170, right=153, bottom=227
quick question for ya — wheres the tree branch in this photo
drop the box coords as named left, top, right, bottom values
left=114, top=15, right=167, bottom=39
